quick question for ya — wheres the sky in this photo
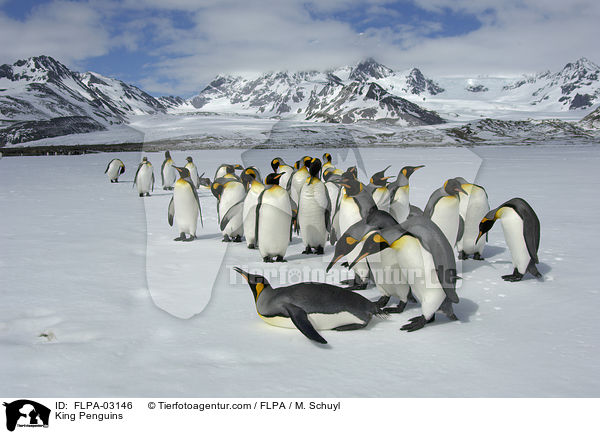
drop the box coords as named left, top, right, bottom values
left=0, top=0, right=598, bottom=97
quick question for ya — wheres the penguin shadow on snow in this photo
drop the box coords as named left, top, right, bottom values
left=285, top=244, right=335, bottom=262
left=481, top=245, right=506, bottom=258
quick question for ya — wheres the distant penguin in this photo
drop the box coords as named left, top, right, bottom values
left=133, top=157, right=154, bottom=197
left=255, top=173, right=292, bottom=262
left=168, top=166, right=203, bottom=241
left=322, top=152, right=334, bottom=173
left=234, top=267, right=385, bottom=345
left=298, top=158, right=331, bottom=255
left=215, top=163, right=243, bottom=180
left=289, top=156, right=312, bottom=205
left=241, top=170, right=264, bottom=249
left=271, top=157, right=294, bottom=190
left=347, top=216, right=460, bottom=331
left=424, top=178, right=467, bottom=247
left=454, top=177, right=490, bottom=260
left=161, top=151, right=177, bottom=190
left=365, top=166, right=394, bottom=212
left=477, top=198, right=541, bottom=281
left=185, top=156, right=201, bottom=188
left=212, top=177, right=246, bottom=242
left=242, top=166, right=263, bottom=184
left=105, top=158, right=125, bottom=183
left=388, top=165, right=424, bottom=223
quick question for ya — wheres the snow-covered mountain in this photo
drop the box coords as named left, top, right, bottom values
left=190, top=58, right=445, bottom=125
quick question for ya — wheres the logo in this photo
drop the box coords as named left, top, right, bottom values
left=3, top=401, right=50, bottom=432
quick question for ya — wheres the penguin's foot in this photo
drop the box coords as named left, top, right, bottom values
left=247, top=243, right=256, bottom=249
left=407, top=291, right=417, bottom=303
left=183, top=235, right=196, bottom=242
left=232, top=235, right=242, bottom=243
left=275, top=255, right=287, bottom=262
left=263, top=256, right=273, bottom=263
left=502, top=269, right=523, bottom=282
left=139, top=193, right=144, bottom=197
left=340, top=262, right=350, bottom=268
left=375, top=295, right=390, bottom=309
left=473, top=252, right=484, bottom=261
left=458, top=251, right=469, bottom=260
left=341, top=276, right=368, bottom=291
left=383, top=301, right=407, bottom=314
left=314, top=246, right=324, bottom=255
left=222, top=235, right=231, bottom=242
left=145, top=193, right=150, bottom=197
left=174, top=232, right=187, bottom=241
left=400, top=315, right=427, bottom=332
left=302, top=246, right=313, bottom=255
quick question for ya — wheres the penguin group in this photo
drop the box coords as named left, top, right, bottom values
left=105, top=151, right=543, bottom=345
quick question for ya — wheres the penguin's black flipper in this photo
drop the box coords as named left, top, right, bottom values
left=457, top=215, right=465, bottom=245
left=284, top=304, right=327, bottom=344
left=104, top=161, right=111, bottom=173
left=133, top=163, right=143, bottom=187
left=219, top=200, right=244, bottom=231
left=168, top=197, right=175, bottom=226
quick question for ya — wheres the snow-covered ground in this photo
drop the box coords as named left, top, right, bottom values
left=1, top=144, right=599, bottom=397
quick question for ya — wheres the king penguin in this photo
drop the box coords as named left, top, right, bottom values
left=424, top=178, right=467, bottom=247
left=168, top=166, right=203, bottom=241
left=298, top=158, right=331, bottom=255
left=322, top=152, right=335, bottom=173
left=388, top=165, right=424, bottom=223
left=161, top=151, right=177, bottom=190
left=270, top=157, right=294, bottom=190
left=212, top=177, right=246, bottom=242
left=346, top=215, right=460, bottom=331
left=234, top=267, right=385, bottom=345
left=105, top=158, right=125, bottom=183
left=365, top=166, right=394, bottom=212
left=477, top=197, right=542, bottom=281
left=255, top=173, right=292, bottom=262
left=241, top=170, right=265, bottom=249
left=133, top=157, right=154, bottom=197
left=215, top=163, right=243, bottom=180
left=185, top=156, right=202, bottom=188
left=454, top=177, right=490, bottom=260
left=289, top=156, right=312, bottom=205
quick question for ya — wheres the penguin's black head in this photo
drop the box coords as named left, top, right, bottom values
left=444, top=178, right=467, bottom=196
left=186, top=156, right=193, bottom=163
left=322, top=168, right=337, bottom=182
left=265, top=172, right=284, bottom=186
left=323, top=152, right=332, bottom=163
left=233, top=267, right=271, bottom=301
left=142, top=156, right=148, bottom=162
left=211, top=180, right=224, bottom=200
left=175, top=166, right=191, bottom=179
left=302, top=156, right=312, bottom=168
left=370, top=165, right=393, bottom=187
left=309, top=157, right=322, bottom=178
left=345, top=166, right=358, bottom=179
left=165, top=151, right=171, bottom=159
left=240, top=172, right=255, bottom=190
left=338, top=174, right=362, bottom=196
left=477, top=209, right=498, bottom=243
left=327, top=223, right=367, bottom=272
left=224, top=164, right=236, bottom=175
left=399, top=165, right=424, bottom=180
left=234, top=164, right=244, bottom=171
left=271, top=157, right=283, bottom=172
left=348, top=232, right=390, bottom=269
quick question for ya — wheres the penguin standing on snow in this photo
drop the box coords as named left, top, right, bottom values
left=424, top=178, right=467, bottom=247
left=211, top=177, right=246, bottom=242
left=388, top=165, right=424, bottom=223
left=289, top=156, right=312, bottom=205
left=233, top=267, right=385, bottom=345
left=477, top=197, right=541, bottom=282
left=270, top=157, right=294, bottom=191
left=345, top=215, right=460, bottom=332
left=365, top=166, right=394, bottom=212
left=168, top=166, right=203, bottom=241
left=161, top=151, right=177, bottom=190
left=185, top=156, right=201, bottom=188
left=255, top=173, right=292, bottom=262
left=105, top=158, right=125, bottom=183
left=133, top=157, right=154, bottom=197
left=241, top=170, right=264, bottom=249
left=214, top=163, right=243, bottom=180
left=298, top=158, right=331, bottom=255
left=454, top=177, right=490, bottom=260
left=322, top=152, right=335, bottom=173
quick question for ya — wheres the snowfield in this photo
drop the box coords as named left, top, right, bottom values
left=0, top=144, right=599, bottom=397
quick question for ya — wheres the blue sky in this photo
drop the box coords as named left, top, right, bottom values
left=0, top=0, right=598, bottom=96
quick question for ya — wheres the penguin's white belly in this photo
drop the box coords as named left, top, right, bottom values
left=220, top=184, right=245, bottom=237
left=372, top=188, right=390, bottom=212
left=215, top=166, right=228, bottom=179
left=339, top=197, right=360, bottom=234
left=174, top=183, right=199, bottom=235
left=278, top=168, right=293, bottom=190
left=260, top=311, right=364, bottom=330
left=500, top=208, right=530, bottom=274
left=459, top=189, right=489, bottom=254
left=258, top=189, right=292, bottom=257
left=325, top=182, right=339, bottom=217
left=367, top=250, right=410, bottom=301
left=162, top=162, right=176, bottom=188
left=106, top=162, right=121, bottom=180
left=136, top=165, right=153, bottom=194
left=393, top=236, right=445, bottom=320
left=299, top=182, right=328, bottom=247
left=243, top=188, right=262, bottom=246
left=431, top=196, right=460, bottom=246
left=390, top=188, right=410, bottom=223
left=290, top=172, right=308, bottom=204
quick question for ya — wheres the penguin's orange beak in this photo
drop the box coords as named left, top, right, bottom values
left=326, top=254, right=344, bottom=272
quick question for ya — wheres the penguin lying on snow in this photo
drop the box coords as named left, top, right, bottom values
left=477, top=197, right=541, bottom=282
left=233, top=267, right=385, bottom=345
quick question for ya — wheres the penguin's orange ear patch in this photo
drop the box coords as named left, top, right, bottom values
left=255, top=283, right=265, bottom=296
left=373, top=234, right=386, bottom=244
left=346, top=236, right=358, bottom=245
left=402, top=169, right=407, bottom=176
